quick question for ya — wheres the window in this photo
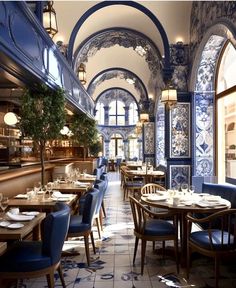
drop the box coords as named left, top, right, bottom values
left=109, top=100, right=125, bottom=125
left=129, top=102, right=138, bottom=125
left=217, top=42, right=236, bottom=184
left=109, top=133, right=124, bottom=158
left=95, top=102, right=104, bottom=125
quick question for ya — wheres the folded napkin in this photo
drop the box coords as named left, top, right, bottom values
left=52, top=191, right=71, bottom=199
left=84, top=173, right=94, bottom=178
left=6, top=212, right=34, bottom=221
left=14, top=194, right=28, bottom=199
left=73, top=181, right=89, bottom=187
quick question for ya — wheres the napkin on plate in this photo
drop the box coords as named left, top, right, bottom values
left=6, top=212, right=35, bottom=221
left=14, top=194, right=28, bottom=199
left=73, top=181, right=89, bottom=187
left=52, top=191, right=71, bottom=199
left=84, top=173, right=94, bottom=178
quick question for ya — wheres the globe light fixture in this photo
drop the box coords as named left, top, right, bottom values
left=4, top=112, right=18, bottom=126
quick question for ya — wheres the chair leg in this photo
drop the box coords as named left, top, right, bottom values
left=215, top=256, right=220, bottom=288
left=102, top=200, right=106, bottom=218
left=84, top=235, right=91, bottom=266
left=174, top=239, right=179, bottom=274
left=46, top=272, right=55, bottom=288
left=57, top=264, right=66, bottom=288
left=186, top=245, right=190, bottom=279
left=141, top=239, right=147, bottom=275
left=133, top=236, right=139, bottom=264
left=90, top=231, right=96, bottom=254
left=95, top=218, right=102, bottom=239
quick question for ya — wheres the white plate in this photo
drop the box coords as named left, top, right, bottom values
left=0, top=221, right=11, bottom=228
left=51, top=197, right=70, bottom=202
left=147, top=195, right=167, bottom=202
left=22, top=211, right=39, bottom=216
left=7, top=223, right=24, bottom=229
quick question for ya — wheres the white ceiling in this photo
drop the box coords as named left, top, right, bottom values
left=53, top=1, right=192, bottom=102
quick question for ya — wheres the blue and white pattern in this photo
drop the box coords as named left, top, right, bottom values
left=170, top=165, right=191, bottom=188
left=170, top=103, right=190, bottom=158
left=156, top=104, right=165, bottom=166
left=144, top=122, right=155, bottom=154
left=193, top=35, right=225, bottom=176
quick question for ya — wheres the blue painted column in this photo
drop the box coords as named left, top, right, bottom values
left=104, top=139, right=110, bottom=158
left=104, top=106, right=110, bottom=125
left=124, top=106, right=129, bottom=126
left=123, top=139, right=129, bottom=160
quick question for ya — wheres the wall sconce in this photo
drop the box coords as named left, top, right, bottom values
left=140, top=113, right=149, bottom=123
left=77, top=63, right=86, bottom=85
left=4, top=112, right=18, bottom=126
left=135, top=121, right=143, bottom=135
left=161, top=85, right=177, bottom=109
left=43, top=1, right=58, bottom=38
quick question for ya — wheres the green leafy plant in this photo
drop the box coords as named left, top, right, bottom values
left=70, top=114, right=99, bottom=159
left=20, top=83, right=66, bottom=185
left=89, top=140, right=102, bottom=157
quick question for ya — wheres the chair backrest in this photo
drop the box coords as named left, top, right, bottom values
left=94, top=180, right=106, bottom=214
left=82, top=188, right=99, bottom=225
left=129, top=196, right=145, bottom=234
left=100, top=172, right=108, bottom=191
left=187, top=208, right=236, bottom=250
left=141, top=183, right=166, bottom=195
left=42, top=202, right=70, bottom=265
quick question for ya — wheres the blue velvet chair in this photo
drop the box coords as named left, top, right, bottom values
left=67, top=188, right=99, bottom=266
left=186, top=209, right=236, bottom=288
left=129, top=196, right=179, bottom=275
left=100, top=172, right=108, bottom=218
left=94, top=179, right=106, bottom=238
left=0, top=203, right=70, bottom=288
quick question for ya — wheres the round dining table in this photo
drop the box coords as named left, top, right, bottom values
left=141, top=192, right=231, bottom=266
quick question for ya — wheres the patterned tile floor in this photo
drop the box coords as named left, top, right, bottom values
left=16, top=172, right=236, bottom=287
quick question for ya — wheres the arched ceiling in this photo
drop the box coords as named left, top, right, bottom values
left=53, top=1, right=192, bottom=110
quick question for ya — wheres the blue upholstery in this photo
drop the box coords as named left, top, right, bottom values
left=93, top=166, right=106, bottom=179
left=100, top=172, right=108, bottom=191
left=202, top=183, right=236, bottom=208
left=68, top=189, right=99, bottom=234
left=190, top=230, right=235, bottom=250
left=0, top=203, right=70, bottom=273
left=145, top=219, right=175, bottom=236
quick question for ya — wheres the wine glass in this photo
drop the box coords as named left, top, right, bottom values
left=181, top=184, right=188, bottom=195
left=189, top=185, right=195, bottom=195
left=0, top=197, right=9, bottom=214
left=46, top=182, right=53, bottom=199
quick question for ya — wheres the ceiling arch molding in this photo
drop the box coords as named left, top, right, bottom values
left=67, top=0, right=171, bottom=76
left=73, top=27, right=162, bottom=77
left=95, top=87, right=139, bottom=110
left=87, top=67, right=148, bottom=102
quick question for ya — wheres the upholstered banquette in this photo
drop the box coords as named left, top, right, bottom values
left=202, top=182, right=236, bottom=208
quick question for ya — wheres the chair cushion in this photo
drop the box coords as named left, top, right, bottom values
left=68, top=214, right=91, bottom=233
left=144, top=219, right=175, bottom=236
left=190, top=230, right=235, bottom=250
left=0, top=241, right=51, bottom=272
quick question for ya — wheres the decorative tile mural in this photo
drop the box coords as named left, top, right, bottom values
left=193, top=35, right=225, bottom=177
left=190, top=1, right=236, bottom=61
left=144, top=122, right=154, bottom=154
left=156, top=104, right=165, bottom=166
left=169, top=165, right=191, bottom=188
left=170, top=103, right=190, bottom=158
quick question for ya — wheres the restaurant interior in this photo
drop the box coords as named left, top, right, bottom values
left=0, top=1, right=235, bottom=288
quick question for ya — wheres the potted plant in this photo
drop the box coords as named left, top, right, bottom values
left=70, top=114, right=99, bottom=160
left=20, top=83, right=66, bottom=186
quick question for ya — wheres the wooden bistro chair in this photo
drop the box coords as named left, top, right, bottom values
left=186, top=208, right=236, bottom=288
left=129, top=196, right=179, bottom=275
left=123, top=171, right=144, bottom=200
left=0, top=203, right=70, bottom=288
left=141, top=183, right=166, bottom=195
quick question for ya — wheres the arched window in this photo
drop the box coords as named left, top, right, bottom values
left=109, top=100, right=125, bottom=125
left=217, top=42, right=236, bottom=184
left=95, top=102, right=104, bottom=125
left=129, top=102, right=138, bottom=125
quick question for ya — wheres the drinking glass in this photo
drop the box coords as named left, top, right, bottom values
left=181, top=184, right=188, bottom=195
left=46, top=182, right=53, bottom=199
left=189, top=185, right=195, bottom=195
left=0, top=197, right=9, bottom=213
